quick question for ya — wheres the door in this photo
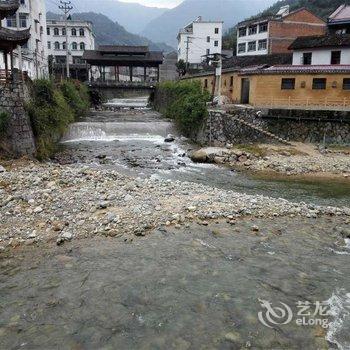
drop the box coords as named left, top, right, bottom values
left=241, top=78, right=250, bottom=104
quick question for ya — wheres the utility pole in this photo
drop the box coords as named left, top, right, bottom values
left=59, top=0, right=73, bottom=78
left=185, top=37, right=191, bottom=69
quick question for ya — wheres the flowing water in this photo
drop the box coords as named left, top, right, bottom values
left=1, top=97, right=350, bottom=349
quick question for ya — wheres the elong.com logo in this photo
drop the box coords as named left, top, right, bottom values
left=258, top=299, right=330, bottom=329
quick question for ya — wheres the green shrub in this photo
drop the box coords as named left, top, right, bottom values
left=152, top=80, right=210, bottom=136
left=27, top=79, right=75, bottom=159
left=60, top=80, right=90, bottom=119
left=0, top=111, right=9, bottom=135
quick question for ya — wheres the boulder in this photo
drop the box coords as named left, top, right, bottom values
left=191, top=147, right=229, bottom=163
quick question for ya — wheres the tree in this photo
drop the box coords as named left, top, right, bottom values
left=176, top=59, right=187, bottom=77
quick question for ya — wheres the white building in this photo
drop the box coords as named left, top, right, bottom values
left=47, top=19, right=95, bottom=80
left=0, top=0, right=48, bottom=78
left=177, top=17, right=222, bottom=66
left=290, top=35, right=350, bottom=65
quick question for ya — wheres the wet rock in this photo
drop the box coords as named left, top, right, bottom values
left=224, top=331, right=241, bottom=343
left=340, top=228, right=350, bottom=238
left=251, top=225, right=260, bottom=232
left=164, top=134, right=175, bottom=143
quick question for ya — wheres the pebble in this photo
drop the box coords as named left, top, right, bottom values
left=33, top=206, right=43, bottom=213
left=0, top=162, right=348, bottom=247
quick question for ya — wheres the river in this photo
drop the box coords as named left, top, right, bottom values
left=0, top=97, right=349, bottom=349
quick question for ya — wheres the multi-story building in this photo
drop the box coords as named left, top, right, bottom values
left=177, top=16, right=222, bottom=67
left=236, top=6, right=326, bottom=57
left=0, top=0, right=48, bottom=79
left=47, top=19, right=95, bottom=80
left=290, top=35, right=350, bottom=66
left=328, top=4, right=350, bottom=34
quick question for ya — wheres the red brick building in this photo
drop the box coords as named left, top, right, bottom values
left=237, top=6, right=327, bottom=56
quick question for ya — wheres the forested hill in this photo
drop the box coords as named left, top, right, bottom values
left=46, top=12, right=174, bottom=53
left=223, top=0, right=350, bottom=50
left=257, top=0, right=350, bottom=20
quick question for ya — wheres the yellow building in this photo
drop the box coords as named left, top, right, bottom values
left=185, top=65, right=350, bottom=110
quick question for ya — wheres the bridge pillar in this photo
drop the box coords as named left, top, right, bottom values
left=129, top=66, right=133, bottom=82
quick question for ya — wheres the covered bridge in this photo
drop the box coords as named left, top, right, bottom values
left=82, top=45, right=164, bottom=84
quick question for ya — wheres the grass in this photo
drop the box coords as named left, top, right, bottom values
left=152, top=80, right=211, bottom=137
left=27, top=79, right=90, bottom=159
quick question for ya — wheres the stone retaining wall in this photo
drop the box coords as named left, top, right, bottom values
left=0, top=82, right=36, bottom=156
left=196, top=107, right=350, bottom=146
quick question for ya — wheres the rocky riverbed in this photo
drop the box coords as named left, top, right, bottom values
left=191, top=144, right=350, bottom=177
left=1, top=161, right=350, bottom=249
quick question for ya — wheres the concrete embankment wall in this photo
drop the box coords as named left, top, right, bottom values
left=196, top=108, right=350, bottom=146
left=0, top=82, right=36, bottom=157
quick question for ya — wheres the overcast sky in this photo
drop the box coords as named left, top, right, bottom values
left=119, top=0, right=183, bottom=8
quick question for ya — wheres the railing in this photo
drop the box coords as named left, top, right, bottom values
left=253, top=97, right=350, bottom=110
left=87, top=79, right=156, bottom=88
left=0, top=69, right=29, bottom=84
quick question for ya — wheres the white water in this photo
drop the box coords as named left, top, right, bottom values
left=103, top=96, right=149, bottom=109
left=326, top=290, right=350, bottom=350
left=61, top=121, right=174, bottom=143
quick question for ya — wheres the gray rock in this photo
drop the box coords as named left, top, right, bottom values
left=0, top=165, right=6, bottom=173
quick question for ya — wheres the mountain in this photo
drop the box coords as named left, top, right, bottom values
left=46, top=12, right=174, bottom=52
left=45, top=0, right=168, bottom=34
left=141, top=0, right=275, bottom=47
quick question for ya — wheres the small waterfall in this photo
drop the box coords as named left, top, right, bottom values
left=104, top=96, right=149, bottom=109
left=61, top=121, right=175, bottom=143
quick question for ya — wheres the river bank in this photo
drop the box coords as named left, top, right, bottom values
left=190, top=143, right=350, bottom=179
left=1, top=160, right=350, bottom=249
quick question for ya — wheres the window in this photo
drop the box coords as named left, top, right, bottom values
left=302, top=52, right=312, bottom=65
left=54, top=27, right=59, bottom=35
left=248, top=25, right=257, bottom=35
left=54, top=42, right=60, bottom=50
left=238, top=27, right=246, bottom=37
left=48, top=41, right=51, bottom=49
left=214, top=40, right=219, bottom=47
left=80, top=42, right=85, bottom=50
left=343, top=78, right=350, bottom=90
left=6, top=16, right=16, bottom=27
left=19, top=14, right=27, bottom=28
left=281, top=78, right=295, bottom=90
left=79, top=28, right=85, bottom=36
left=71, top=28, right=77, bottom=36
left=207, top=36, right=210, bottom=43
left=258, top=39, right=267, bottom=51
left=47, top=27, right=50, bottom=35
left=238, top=43, right=246, bottom=53
left=62, top=27, right=66, bottom=36
left=331, top=50, right=341, bottom=65
left=62, top=42, right=66, bottom=50
left=312, top=78, right=327, bottom=90
left=248, top=41, right=256, bottom=52
left=259, top=22, right=268, bottom=33
left=72, top=42, right=78, bottom=50
left=206, top=48, right=210, bottom=56
left=215, top=27, right=219, bottom=34
left=230, top=76, right=234, bottom=87
left=20, top=0, right=25, bottom=4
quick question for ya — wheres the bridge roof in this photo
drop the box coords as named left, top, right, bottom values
left=82, top=48, right=164, bottom=67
